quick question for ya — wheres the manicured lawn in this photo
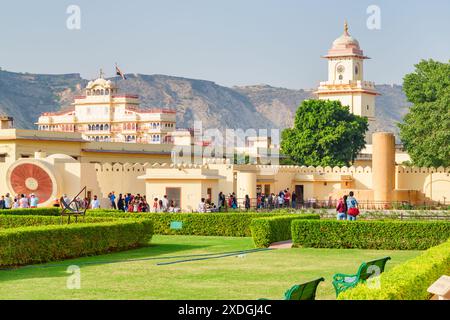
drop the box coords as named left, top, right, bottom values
left=0, top=235, right=421, bottom=300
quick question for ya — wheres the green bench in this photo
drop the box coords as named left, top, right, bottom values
left=260, top=277, right=325, bottom=300
left=332, top=256, right=391, bottom=297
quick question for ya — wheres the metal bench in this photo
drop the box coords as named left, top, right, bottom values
left=260, top=277, right=325, bottom=300
left=332, top=256, right=391, bottom=297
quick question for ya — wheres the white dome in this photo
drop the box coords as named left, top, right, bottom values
left=332, top=21, right=360, bottom=49
left=332, top=34, right=360, bottom=49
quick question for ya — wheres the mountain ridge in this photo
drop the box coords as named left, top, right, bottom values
left=0, top=70, right=410, bottom=139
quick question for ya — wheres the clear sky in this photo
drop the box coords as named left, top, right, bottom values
left=0, top=0, right=448, bottom=89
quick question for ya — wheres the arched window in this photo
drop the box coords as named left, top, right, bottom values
left=339, top=75, right=343, bottom=80
left=95, top=136, right=99, bottom=142
left=96, top=124, right=100, bottom=131
left=105, top=89, right=109, bottom=95
left=104, top=124, right=109, bottom=131
left=100, top=124, right=104, bottom=131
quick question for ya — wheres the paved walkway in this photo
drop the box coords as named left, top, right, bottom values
left=269, top=240, right=293, bottom=249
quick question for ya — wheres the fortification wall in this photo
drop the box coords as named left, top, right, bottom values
left=396, top=166, right=450, bottom=203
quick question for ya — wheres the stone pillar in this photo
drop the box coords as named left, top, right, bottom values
left=236, top=171, right=257, bottom=201
left=372, top=132, right=395, bottom=204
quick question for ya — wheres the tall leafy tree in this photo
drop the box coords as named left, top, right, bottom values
left=281, top=99, right=368, bottom=167
left=399, top=59, right=450, bottom=167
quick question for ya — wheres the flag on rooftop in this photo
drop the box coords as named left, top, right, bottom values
left=115, top=64, right=127, bottom=80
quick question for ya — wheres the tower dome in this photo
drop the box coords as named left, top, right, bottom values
left=332, top=21, right=360, bottom=49
left=325, top=21, right=366, bottom=58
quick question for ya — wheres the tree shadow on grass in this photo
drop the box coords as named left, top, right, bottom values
left=0, top=242, right=210, bottom=283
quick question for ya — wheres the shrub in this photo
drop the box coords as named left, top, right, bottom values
left=0, top=215, right=116, bottom=229
left=1, top=208, right=61, bottom=216
left=251, top=214, right=320, bottom=248
left=291, top=220, right=450, bottom=250
left=338, top=238, right=450, bottom=300
left=86, top=211, right=319, bottom=237
left=0, top=220, right=153, bottom=267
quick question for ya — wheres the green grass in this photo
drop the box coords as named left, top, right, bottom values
left=0, top=235, right=421, bottom=300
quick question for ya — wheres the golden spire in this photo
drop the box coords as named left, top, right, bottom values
left=99, top=68, right=104, bottom=79
left=344, top=20, right=349, bottom=36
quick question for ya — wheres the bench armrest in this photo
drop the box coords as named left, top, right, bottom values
left=333, top=273, right=357, bottom=283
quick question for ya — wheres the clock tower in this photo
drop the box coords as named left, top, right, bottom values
left=316, top=21, right=379, bottom=144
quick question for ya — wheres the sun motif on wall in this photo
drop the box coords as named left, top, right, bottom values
left=8, top=163, right=54, bottom=204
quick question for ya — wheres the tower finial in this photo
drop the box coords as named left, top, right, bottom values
left=99, top=68, right=104, bottom=79
left=344, top=20, right=349, bottom=35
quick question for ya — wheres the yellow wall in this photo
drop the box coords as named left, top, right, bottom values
left=1, top=130, right=449, bottom=210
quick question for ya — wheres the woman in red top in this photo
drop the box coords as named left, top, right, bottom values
left=336, top=195, right=348, bottom=220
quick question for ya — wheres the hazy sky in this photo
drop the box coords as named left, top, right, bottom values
left=0, top=0, right=448, bottom=89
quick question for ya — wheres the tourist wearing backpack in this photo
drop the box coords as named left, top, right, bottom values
left=346, top=191, right=359, bottom=221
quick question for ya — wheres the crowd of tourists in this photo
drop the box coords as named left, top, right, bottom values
left=211, top=189, right=299, bottom=212
left=335, top=191, right=360, bottom=221
left=0, top=188, right=359, bottom=218
left=103, top=192, right=181, bottom=213
left=0, top=193, right=40, bottom=209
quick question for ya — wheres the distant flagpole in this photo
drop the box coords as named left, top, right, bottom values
left=115, top=63, right=127, bottom=80
left=114, top=63, right=118, bottom=89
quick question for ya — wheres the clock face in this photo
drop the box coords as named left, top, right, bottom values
left=337, top=65, right=345, bottom=73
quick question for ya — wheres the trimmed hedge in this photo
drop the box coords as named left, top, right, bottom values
left=0, top=215, right=116, bottom=229
left=250, top=214, right=321, bottom=248
left=86, top=211, right=319, bottom=237
left=338, top=238, right=450, bottom=300
left=1, top=208, right=61, bottom=216
left=291, top=220, right=450, bottom=250
left=0, top=220, right=153, bottom=267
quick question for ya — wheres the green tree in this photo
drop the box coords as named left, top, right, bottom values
left=399, top=59, right=450, bottom=167
left=403, top=59, right=450, bottom=104
left=280, top=99, right=368, bottom=167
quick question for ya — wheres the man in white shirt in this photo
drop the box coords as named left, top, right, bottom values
left=4, top=193, right=12, bottom=209
left=91, top=195, right=101, bottom=209
left=19, top=194, right=29, bottom=208
left=198, top=198, right=206, bottom=213
left=162, top=195, right=169, bottom=212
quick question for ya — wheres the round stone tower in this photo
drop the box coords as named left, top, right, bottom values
left=372, top=132, right=396, bottom=204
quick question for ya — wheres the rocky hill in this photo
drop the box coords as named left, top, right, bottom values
left=0, top=70, right=410, bottom=139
